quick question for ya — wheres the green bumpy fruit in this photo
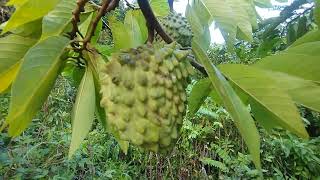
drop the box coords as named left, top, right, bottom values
left=158, top=12, right=193, bottom=47
left=99, top=42, right=194, bottom=152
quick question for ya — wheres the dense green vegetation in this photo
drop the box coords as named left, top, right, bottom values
left=1, top=0, right=320, bottom=179
left=1, top=74, right=320, bottom=179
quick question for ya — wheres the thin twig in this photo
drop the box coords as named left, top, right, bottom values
left=124, top=0, right=139, bottom=9
left=188, top=55, right=208, bottom=76
left=70, top=0, right=89, bottom=39
left=137, top=0, right=173, bottom=43
left=83, top=0, right=120, bottom=49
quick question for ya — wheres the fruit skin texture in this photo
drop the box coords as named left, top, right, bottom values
left=158, top=12, right=193, bottom=47
left=99, top=42, right=194, bottom=152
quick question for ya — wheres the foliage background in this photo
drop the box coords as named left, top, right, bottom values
left=1, top=0, right=320, bottom=179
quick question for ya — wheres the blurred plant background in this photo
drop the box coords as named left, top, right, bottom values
left=1, top=0, right=320, bottom=179
left=1, top=67, right=320, bottom=179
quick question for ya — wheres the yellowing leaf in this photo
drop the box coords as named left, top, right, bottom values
left=3, top=0, right=61, bottom=33
left=0, top=62, right=20, bottom=93
left=3, top=36, right=69, bottom=136
left=69, top=66, right=95, bottom=158
left=6, top=0, right=29, bottom=7
left=0, top=35, right=37, bottom=93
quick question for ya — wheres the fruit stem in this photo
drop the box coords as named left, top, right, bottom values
left=137, top=0, right=173, bottom=44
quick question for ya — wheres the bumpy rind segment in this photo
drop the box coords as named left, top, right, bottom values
left=157, top=12, right=193, bottom=47
left=99, top=42, right=194, bottom=152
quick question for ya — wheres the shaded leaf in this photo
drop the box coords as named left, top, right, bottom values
left=188, top=78, right=212, bottom=115
left=11, top=19, right=42, bottom=38
left=3, top=36, right=70, bottom=136
left=69, top=66, right=95, bottom=158
left=87, top=50, right=108, bottom=130
left=315, top=0, right=320, bottom=26
left=192, top=41, right=261, bottom=170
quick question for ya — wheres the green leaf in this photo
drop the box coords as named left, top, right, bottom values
left=186, top=2, right=211, bottom=50
left=79, top=12, right=94, bottom=36
left=254, top=0, right=272, bottom=8
left=3, top=0, right=61, bottom=33
left=296, top=16, right=308, bottom=39
left=69, top=66, right=95, bottom=158
left=6, top=0, right=29, bottom=7
left=3, top=36, right=70, bottom=136
left=0, top=35, right=37, bottom=93
left=11, top=19, right=43, bottom=38
left=290, top=30, right=320, bottom=47
left=124, top=10, right=146, bottom=46
left=200, top=158, right=229, bottom=172
left=109, top=11, right=145, bottom=51
left=192, top=41, right=261, bottom=170
left=254, top=42, right=320, bottom=83
left=130, top=10, right=148, bottom=43
left=188, top=78, right=212, bottom=115
left=219, top=64, right=308, bottom=138
left=262, top=71, right=320, bottom=113
left=41, top=0, right=77, bottom=39
left=201, top=0, right=255, bottom=45
left=286, top=23, right=297, bottom=46
left=150, top=0, right=169, bottom=17
left=87, top=51, right=108, bottom=130
left=314, top=0, right=320, bottom=26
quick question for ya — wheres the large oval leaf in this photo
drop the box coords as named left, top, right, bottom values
left=0, top=35, right=37, bottom=93
left=69, top=66, right=95, bottom=158
left=188, top=78, right=212, bottom=115
left=262, top=71, right=320, bottom=113
left=192, top=41, right=261, bottom=170
left=3, top=0, right=61, bottom=33
left=3, top=36, right=70, bottom=136
left=41, top=0, right=77, bottom=39
left=219, top=64, right=308, bottom=138
left=254, top=42, right=320, bottom=83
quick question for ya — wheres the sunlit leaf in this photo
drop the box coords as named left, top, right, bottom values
left=3, top=36, right=69, bottom=136
left=0, top=35, right=37, bottom=93
left=186, top=2, right=211, bottom=50
left=201, top=0, right=255, bottom=47
left=3, top=0, right=61, bottom=33
left=150, top=0, right=169, bottom=17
